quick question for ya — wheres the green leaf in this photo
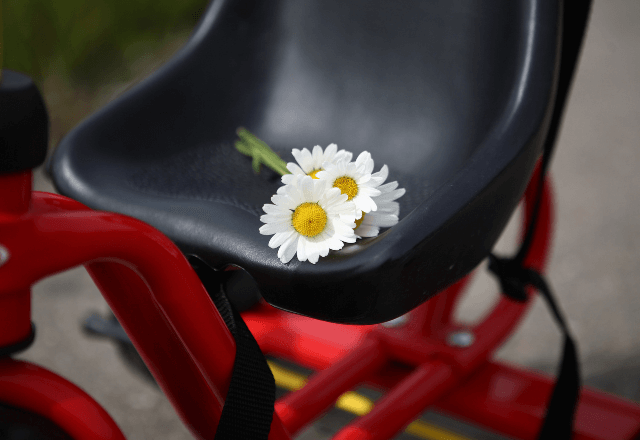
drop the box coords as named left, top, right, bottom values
left=235, top=140, right=252, bottom=156
left=252, top=156, right=261, bottom=174
left=235, top=128, right=290, bottom=176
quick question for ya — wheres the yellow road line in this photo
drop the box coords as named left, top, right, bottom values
left=267, top=360, right=470, bottom=440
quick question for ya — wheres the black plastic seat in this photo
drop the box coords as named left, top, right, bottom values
left=51, top=0, right=561, bottom=324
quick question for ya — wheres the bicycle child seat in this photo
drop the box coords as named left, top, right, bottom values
left=50, top=0, right=561, bottom=324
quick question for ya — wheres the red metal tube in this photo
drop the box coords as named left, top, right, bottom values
left=0, top=192, right=290, bottom=439
left=435, top=360, right=640, bottom=440
left=0, top=288, right=30, bottom=347
left=0, top=358, right=126, bottom=440
left=332, top=360, right=455, bottom=440
left=416, top=276, right=471, bottom=338
left=0, top=171, right=31, bottom=217
left=85, top=261, right=229, bottom=437
left=0, top=171, right=32, bottom=347
left=275, top=336, right=385, bottom=436
left=245, top=304, right=375, bottom=371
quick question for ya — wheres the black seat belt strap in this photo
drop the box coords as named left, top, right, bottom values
left=489, top=1, right=592, bottom=437
left=189, top=256, right=275, bottom=440
left=489, top=255, right=580, bottom=438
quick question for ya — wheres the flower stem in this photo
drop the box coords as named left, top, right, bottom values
left=235, top=128, right=290, bottom=176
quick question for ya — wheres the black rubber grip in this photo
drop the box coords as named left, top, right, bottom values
left=0, top=70, right=48, bottom=174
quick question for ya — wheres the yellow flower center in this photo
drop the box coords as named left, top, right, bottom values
left=333, top=176, right=358, bottom=200
left=292, top=202, right=327, bottom=237
left=354, top=212, right=365, bottom=230
left=308, top=169, right=321, bottom=179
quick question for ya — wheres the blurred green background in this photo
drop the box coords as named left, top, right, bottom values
left=3, top=0, right=205, bottom=85
left=2, top=0, right=207, bottom=148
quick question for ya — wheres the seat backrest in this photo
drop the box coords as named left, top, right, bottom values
left=51, top=0, right=561, bottom=323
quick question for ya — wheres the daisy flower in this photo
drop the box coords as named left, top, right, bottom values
left=281, top=144, right=351, bottom=185
left=354, top=165, right=406, bottom=238
left=260, top=176, right=357, bottom=264
left=315, top=151, right=382, bottom=219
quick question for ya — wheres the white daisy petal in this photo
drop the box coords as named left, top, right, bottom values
left=358, top=186, right=382, bottom=197
left=374, top=187, right=405, bottom=203
left=290, top=148, right=310, bottom=173
left=297, top=236, right=308, bottom=262
left=332, top=219, right=357, bottom=236
left=355, top=151, right=371, bottom=169
left=260, top=214, right=292, bottom=223
left=354, top=195, right=377, bottom=213
left=317, top=237, right=330, bottom=257
left=330, top=200, right=356, bottom=217
left=312, top=178, right=327, bottom=201
left=363, top=159, right=375, bottom=175
left=262, top=204, right=288, bottom=215
left=301, top=176, right=315, bottom=201
left=319, top=187, right=344, bottom=205
left=371, top=165, right=389, bottom=183
left=312, top=145, right=323, bottom=165
left=306, top=240, right=321, bottom=264
left=325, top=143, right=337, bottom=158
left=393, top=187, right=406, bottom=198
left=269, top=230, right=294, bottom=248
left=327, top=236, right=344, bottom=250
left=337, top=150, right=353, bottom=162
left=352, top=165, right=405, bottom=238
left=367, top=213, right=398, bottom=227
left=299, top=149, right=314, bottom=172
left=374, top=201, right=400, bottom=216
left=356, top=225, right=380, bottom=238
left=342, top=234, right=357, bottom=243
left=278, top=233, right=298, bottom=263
left=286, top=162, right=305, bottom=175
left=290, top=148, right=304, bottom=166
left=259, top=221, right=291, bottom=235
left=271, top=194, right=296, bottom=210
left=355, top=173, right=371, bottom=185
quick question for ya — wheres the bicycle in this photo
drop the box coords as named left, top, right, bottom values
left=2, top=0, right=640, bottom=439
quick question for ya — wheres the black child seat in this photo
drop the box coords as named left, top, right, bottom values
left=51, top=0, right=561, bottom=324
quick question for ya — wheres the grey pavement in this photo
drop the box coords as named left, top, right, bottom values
left=15, top=0, right=640, bottom=438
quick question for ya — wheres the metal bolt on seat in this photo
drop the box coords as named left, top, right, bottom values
left=0, top=245, right=9, bottom=267
left=447, top=330, right=475, bottom=348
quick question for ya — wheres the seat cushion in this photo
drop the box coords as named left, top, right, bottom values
left=51, top=0, right=560, bottom=324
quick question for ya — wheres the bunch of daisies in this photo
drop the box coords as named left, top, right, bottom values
left=236, top=129, right=405, bottom=264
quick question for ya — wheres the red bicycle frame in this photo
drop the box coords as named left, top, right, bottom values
left=0, top=170, right=287, bottom=439
left=1, top=166, right=639, bottom=439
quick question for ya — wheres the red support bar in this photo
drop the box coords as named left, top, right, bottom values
left=244, top=302, right=376, bottom=371
left=275, top=337, right=385, bottom=436
left=0, top=359, right=126, bottom=440
left=0, top=171, right=31, bottom=217
left=415, top=276, right=470, bottom=338
left=332, top=360, right=456, bottom=440
left=0, top=288, right=30, bottom=347
left=435, top=360, right=640, bottom=440
left=0, top=172, right=33, bottom=347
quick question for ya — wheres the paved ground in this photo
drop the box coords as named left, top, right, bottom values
left=14, top=0, right=640, bottom=438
